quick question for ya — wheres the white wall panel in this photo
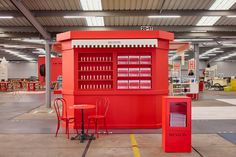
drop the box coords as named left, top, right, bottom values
left=8, top=62, right=37, bottom=79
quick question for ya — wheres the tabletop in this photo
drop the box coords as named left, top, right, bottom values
left=71, top=104, right=95, bottom=110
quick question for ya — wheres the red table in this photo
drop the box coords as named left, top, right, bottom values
left=70, top=104, right=95, bottom=143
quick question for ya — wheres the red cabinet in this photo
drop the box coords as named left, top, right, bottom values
left=162, top=96, right=191, bottom=152
left=57, top=30, right=173, bottom=129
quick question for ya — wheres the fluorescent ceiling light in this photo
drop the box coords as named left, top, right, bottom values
left=227, top=15, right=236, bottom=18
left=148, top=15, right=180, bottom=18
left=169, top=54, right=179, bottom=61
left=200, top=48, right=219, bottom=57
left=86, top=17, right=104, bottom=26
left=3, top=49, right=34, bottom=61
left=80, top=0, right=105, bottom=26
left=0, top=16, right=13, bottom=19
left=190, top=30, right=207, bottom=33
left=80, top=0, right=102, bottom=10
left=196, top=0, right=236, bottom=26
left=214, top=50, right=224, bottom=53
left=196, top=16, right=221, bottom=26
left=200, top=56, right=210, bottom=59
left=209, top=0, right=236, bottom=10
left=64, top=16, right=84, bottom=18
left=207, top=54, right=217, bottom=56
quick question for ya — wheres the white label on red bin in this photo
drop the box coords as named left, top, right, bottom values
left=118, top=56, right=129, bottom=65
left=140, top=68, right=151, bottom=77
left=117, top=80, right=129, bottom=89
left=118, top=68, right=129, bottom=76
left=140, top=56, right=151, bottom=64
left=140, top=80, right=151, bottom=89
left=129, top=68, right=140, bottom=77
left=129, top=56, right=139, bottom=64
left=129, top=80, right=139, bottom=89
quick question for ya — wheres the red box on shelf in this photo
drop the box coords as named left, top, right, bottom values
left=140, top=80, right=151, bottom=89
left=129, top=80, right=139, bottom=89
left=140, top=56, right=151, bottom=64
left=118, top=68, right=129, bottom=77
left=117, top=80, right=129, bottom=89
left=162, top=96, right=191, bottom=153
left=129, top=68, right=140, bottom=77
left=118, top=56, right=129, bottom=64
left=129, top=56, right=139, bottom=64
left=140, top=68, right=151, bottom=77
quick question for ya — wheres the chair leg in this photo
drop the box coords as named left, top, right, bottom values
left=86, top=118, right=91, bottom=135
left=75, top=128, right=79, bottom=134
left=104, top=118, right=108, bottom=134
left=55, top=120, right=60, bottom=137
left=95, top=119, right=99, bottom=138
left=66, top=121, right=70, bottom=139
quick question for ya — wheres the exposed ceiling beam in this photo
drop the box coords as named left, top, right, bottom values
left=10, top=0, right=51, bottom=40
left=0, top=10, right=236, bottom=17
left=175, top=32, right=236, bottom=38
left=1, top=26, right=236, bottom=33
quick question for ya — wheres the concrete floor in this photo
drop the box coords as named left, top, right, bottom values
left=0, top=91, right=236, bottom=157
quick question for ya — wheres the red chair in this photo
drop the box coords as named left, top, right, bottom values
left=86, top=97, right=110, bottom=138
left=54, top=98, right=78, bottom=139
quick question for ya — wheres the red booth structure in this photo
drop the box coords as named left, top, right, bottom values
left=162, top=96, right=192, bottom=152
left=56, top=30, right=173, bottom=129
left=38, top=56, right=62, bottom=85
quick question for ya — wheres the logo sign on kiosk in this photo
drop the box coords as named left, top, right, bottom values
left=140, top=26, right=153, bottom=30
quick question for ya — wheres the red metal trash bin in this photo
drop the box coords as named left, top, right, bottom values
left=162, top=96, right=191, bottom=152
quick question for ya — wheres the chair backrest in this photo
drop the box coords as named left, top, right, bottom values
left=96, top=97, right=110, bottom=117
left=54, top=98, right=67, bottom=119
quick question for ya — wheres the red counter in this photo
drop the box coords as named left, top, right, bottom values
left=56, top=30, right=173, bottom=129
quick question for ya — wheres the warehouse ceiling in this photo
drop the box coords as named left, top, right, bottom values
left=0, top=0, right=235, bottom=62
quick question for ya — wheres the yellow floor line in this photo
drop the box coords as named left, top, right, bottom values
left=130, top=134, right=141, bottom=157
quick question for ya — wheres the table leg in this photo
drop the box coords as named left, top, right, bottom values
left=71, top=109, right=95, bottom=142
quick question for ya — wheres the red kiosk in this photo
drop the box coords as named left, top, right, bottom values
left=56, top=30, right=173, bottom=129
left=162, top=96, right=192, bottom=152
left=38, top=56, right=62, bottom=85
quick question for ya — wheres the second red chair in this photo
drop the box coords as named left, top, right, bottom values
left=54, top=98, right=78, bottom=139
left=86, top=97, right=110, bottom=138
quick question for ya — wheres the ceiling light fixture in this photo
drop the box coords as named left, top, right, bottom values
left=227, top=15, right=236, bottom=18
left=207, top=54, right=217, bottom=56
left=64, top=16, right=84, bottom=18
left=200, top=56, right=210, bottom=59
left=80, top=0, right=105, bottom=26
left=0, top=16, right=13, bottom=19
left=214, top=50, right=224, bottom=53
left=148, top=15, right=181, bottom=18
left=199, top=48, right=219, bottom=58
left=190, top=30, right=207, bottom=33
left=3, top=49, right=34, bottom=61
left=196, top=0, right=236, bottom=26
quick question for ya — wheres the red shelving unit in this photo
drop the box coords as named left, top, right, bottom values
left=57, top=30, right=173, bottom=129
